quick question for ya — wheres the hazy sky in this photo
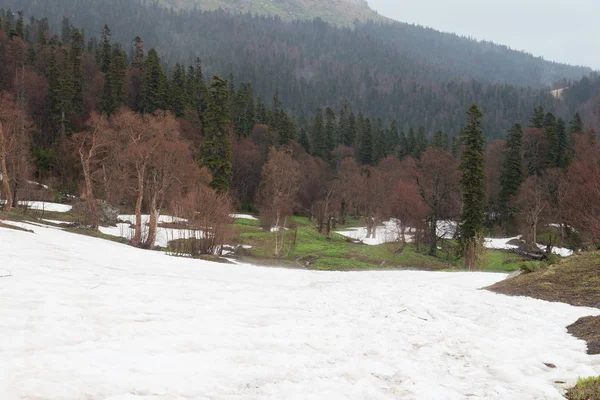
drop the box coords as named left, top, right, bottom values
left=368, top=0, right=600, bottom=70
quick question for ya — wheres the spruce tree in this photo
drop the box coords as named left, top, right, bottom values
left=311, top=107, right=327, bottom=159
left=170, top=64, right=187, bottom=118
left=69, top=30, right=85, bottom=116
left=140, top=49, right=167, bottom=113
left=298, top=127, right=311, bottom=153
left=14, top=10, right=24, bottom=39
left=387, top=120, right=399, bottom=151
left=555, top=118, right=568, bottom=168
left=398, top=130, right=407, bottom=158
left=442, top=132, right=450, bottom=151
left=499, top=123, right=524, bottom=226
left=544, top=113, right=559, bottom=169
left=359, top=118, right=374, bottom=165
left=61, top=17, right=71, bottom=44
left=415, top=126, right=427, bottom=159
left=406, top=127, right=416, bottom=158
left=451, top=135, right=459, bottom=158
left=345, top=111, right=357, bottom=147
left=569, top=113, right=584, bottom=135
left=373, top=118, right=386, bottom=163
left=432, top=130, right=444, bottom=149
left=324, top=107, right=336, bottom=157
left=529, top=106, right=545, bottom=128
left=200, top=76, right=233, bottom=192
left=338, top=101, right=350, bottom=146
left=459, top=104, right=486, bottom=269
left=99, top=25, right=112, bottom=74
left=103, top=47, right=127, bottom=115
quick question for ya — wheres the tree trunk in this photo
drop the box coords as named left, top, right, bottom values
left=80, top=153, right=99, bottom=230
left=364, top=216, right=372, bottom=239
left=145, top=193, right=159, bottom=249
left=0, top=122, right=12, bottom=212
left=132, top=170, right=145, bottom=245
left=429, top=215, right=437, bottom=256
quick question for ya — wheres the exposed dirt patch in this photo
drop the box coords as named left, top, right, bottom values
left=567, top=316, right=600, bottom=355
left=487, top=252, right=600, bottom=308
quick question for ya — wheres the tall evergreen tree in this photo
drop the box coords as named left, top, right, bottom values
left=373, top=118, right=386, bottom=163
left=345, top=111, right=357, bottom=147
left=569, top=113, right=584, bottom=135
left=102, top=47, right=127, bottom=115
left=544, top=112, right=559, bottom=169
left=298, top=127, right=311, bottom=154
left=69, top=29, right=85, bottom=116
left=60, top=17, right=71, bottom=44
left=169, top=64, right=187, bottom=117
left=499, top=123, right=524, bottom=226
left=529, top=105, right=545, bottom=128
left=338, top=101, right=350, bottom=146
left=459, top=104, right=486, bottom=269
left=99, top=25, right=112, bottom=73
left=359, top=118, right=374, bottom=165
left=555, top=118, right=568, bottom=168
left=200, top=76, right=233, bottom=192
left=432, top=130, right=444, bottom=149
left=311, top=107, right=326, bottom=159
left=139, top=49, right=167, bottom=113
left=406, top=127, right=416, bottom=157
left=415, top=126, right=428, bottom=159
left=324, top=107, right=336, bottom=157
left=387, top=120, right=399, bottom=151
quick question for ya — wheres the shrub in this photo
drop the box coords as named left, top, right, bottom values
left=546, top=253, right=561, bottom=266
left=565, top=376, right=600, bottom=400
left=519, top=262, right=544, bottom=274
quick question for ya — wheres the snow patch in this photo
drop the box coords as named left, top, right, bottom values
left=0, top=224, right=598, bottom=399
left=0, top=200, right=72, bottom=213
left=231, top=214, right=258, bottom=220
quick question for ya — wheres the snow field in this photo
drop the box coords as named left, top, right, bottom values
left=0, top=223, right=598, bottom=399
left=0, top=201, right=72, bottom=213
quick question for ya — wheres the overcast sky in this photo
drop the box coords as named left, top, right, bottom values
left=368, top=0, right=600, bottom=70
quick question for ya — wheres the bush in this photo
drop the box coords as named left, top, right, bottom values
left=519, top=262, right=545, bottom=274
left=565, top=376, right=600, bottom=400
left=546, top=253, right=561, bottom=266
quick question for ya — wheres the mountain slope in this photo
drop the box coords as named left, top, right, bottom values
left=4, top=0, right=595, bottom=138
left=157, top=0, right=385, bottom=26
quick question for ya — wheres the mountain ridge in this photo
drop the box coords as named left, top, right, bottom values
left=156, top=0, right=384, bottom=26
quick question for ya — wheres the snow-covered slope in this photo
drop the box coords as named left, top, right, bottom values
left=0, top=223, right=598, bottom=399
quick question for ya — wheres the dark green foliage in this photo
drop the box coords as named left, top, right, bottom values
left=140, top=48, right=167, bottom=113
left=298, top=127, right=310, bottom=153
left=569, top=113, right=584, bottom=135
left=530, top=105, right=545, bottom=128
left=373, top=118, right=386, bottom=163
left=99, top=24, right=111, bottom=73
left=338, top=101, right=350, bottom=147
left=556, top=118, right=568, bottom=168
left=169, top=64, right=188, bottom=118
left=432, top=130, right=444, bottom=149
left=14, top=10, right=24, bottom=38
left=387, top=120, right=399, bottom=151
left=359, top=118, right=374, bottom=165
left=415, top=126, right=428, bottom=159
left=544, top=112, right=559, bottom=169
left=69, top=29, right=85, bottom=116
left=311, top=107, right=326, bottom=159
left=459, top=105, right=486, bottom=253
left=200, top=76, right=233, bottom=192
left=102, top=47, right=127, bottom=115
left=406, top=127, right=416, bottom=158
left=324, top=107, right=336, bottom=157
left=499, top=123, right=524, bottom=222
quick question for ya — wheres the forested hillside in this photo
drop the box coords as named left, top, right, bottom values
left=157, top=0, right=384, bottom=26
left=1, top=0, right=594, bottom=139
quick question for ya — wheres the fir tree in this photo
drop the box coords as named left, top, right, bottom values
left=459, top=104, right=486, bottom=269
left=103, top=47, right=127, bottom=115
left=442, top=132, right=450, bottom=151
left=359, top=118, right=374, bottom=165
left=99, top=25, right=112, bottom=74
left=324, top=107, right=336, bottom=157
left=387, top=120, right=399, bottom=151
left=398, top=130, right=407, bottom=158
left=14, top=10, right=24, bottom=39
left=432, top=130, right=444, bottom=149
left=311, top=107, right=327, bottom=159
left=406, top=127, right=416, bottom=157
left=529, top=105, right=545, bottom=128
left=345, top=111, right=357, bottom=147
left=373, top=118, right=386, bottom=163
left=499, top=123, right=524, bottom=225
left=555, top=118, right=568, bottom=168
left=451, top=135, right=459, bottom=157
left=200, top=76, right=233, bottom=192
left=169, top=64, right=187, bottom=117
left=69, top=29, right=85, bottom=116
left=338, top=101, right=350, bottom=146
left=140, top=49, right=167, bottom=113
left=298, top=127, right=311, bottom=153
left=415, top=126, right=428, bottom=159
left=569, top=113, right=584, bottom=135
left=544, top=113, right=559, bottom=169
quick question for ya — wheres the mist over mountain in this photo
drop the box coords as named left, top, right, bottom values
left=2, top=0, right=596, bottom=138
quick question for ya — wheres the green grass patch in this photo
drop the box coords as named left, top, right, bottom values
left=565, top=376, right=600, bottom=400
